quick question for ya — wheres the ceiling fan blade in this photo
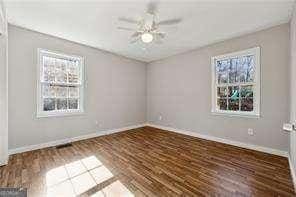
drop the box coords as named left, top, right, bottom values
left=151, top=20, right=157, bottom=30
left=149, top=31, right=165, bottom=44
left=153, top=32, right=166, bottom=38
left=131, top=31, right=142, bottom=38
left=157, top=18, right=182, bottom=26
left=118, top=17, right=138, bottom=24
left=117, top=27, right=135, bottom=31
left=130, top=37, right=140, bottom=44
left=154, top=34, right=164, bottom=44
left=147, top=1, right=158, bottom=14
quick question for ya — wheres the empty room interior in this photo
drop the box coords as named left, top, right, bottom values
left=2, top=0, right=296, bottom=196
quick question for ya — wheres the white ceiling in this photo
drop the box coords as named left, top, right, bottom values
left=4, top=0, right=295, bottom=62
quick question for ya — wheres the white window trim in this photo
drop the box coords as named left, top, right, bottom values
left=211, top=47, right=261, bottom=118
left=37, top=49, right=85, bottom=118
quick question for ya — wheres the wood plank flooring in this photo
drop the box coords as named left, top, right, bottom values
left=0, top=126, right=295, bottom=196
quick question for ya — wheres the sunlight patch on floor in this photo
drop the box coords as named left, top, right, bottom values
left=71, top=172, right=97, bottom=194
left=91, top=181, right=134, bottom=197
left=47, top=180, right=76, bottom=197
left=65, top=160, right=87, bottom=178
left=45, top=155, right=132, bottom=196
left=90, top=165, right=113, bottom=184
left=81, top=156, right=103, bottom=170
left=46, top=166, right=69, bottom=187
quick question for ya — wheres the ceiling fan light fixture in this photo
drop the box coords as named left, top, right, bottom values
left=141, top=33, right=153, bottom=43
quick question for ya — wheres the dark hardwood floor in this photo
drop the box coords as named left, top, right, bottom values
left=0, top=126, right=295, bottom=196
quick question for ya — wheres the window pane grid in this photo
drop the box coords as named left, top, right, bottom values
left=215, top=56, right=255, bottom=83
left=42, top=85, right=80, bottom=98
left=43, top=98, right=80, bottom=111
left=38, top=49, right=83, bottom=116
left=217, top=85, right=254, bottom=111
left=212, top=47, right=259, bottom=116
left=216, top=84, right=254, bottom=112
left=216, top=82, right=254, bottom=87
left=42, top=57, right=81, bottom=85
left=215, top=54, right=256, bottom=113
left=238, top=85, right=241, bottom=111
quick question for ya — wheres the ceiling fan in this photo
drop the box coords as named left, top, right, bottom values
left=117, top=2, right=182, bottom=44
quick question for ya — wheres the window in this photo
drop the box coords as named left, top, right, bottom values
left=211, top=47, right=260, bottom=117
left=37, top=49, right=84, bottom=117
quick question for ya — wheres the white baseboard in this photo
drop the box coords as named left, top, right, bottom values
left=8, top=123, right=146, bottom=155
left=289, top=156, right=296, bottom=190
left=7, top=122, right=295, bottom=188
left=8, top=122, right=289, bottom=158
left=8, top=122, right=294, bottom=188
left=0, top=155, right=8, bottom=167
left=146, top=123, right=289, bottom=158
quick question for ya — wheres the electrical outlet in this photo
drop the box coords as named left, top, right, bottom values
left=158, top=115, right=162, bottom=121
left=248, top=128, right=254, bottom=136
left=95, top=121, right=102, bottom=128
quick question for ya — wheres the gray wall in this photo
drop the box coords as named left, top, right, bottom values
left=8, top=25, right=147, bottom=150
left=0, top=1, right=8, bottom=165
left=7, top=22, right=291, bottom=153
left=290, top=4, right=296, bottom=181
left=147, top=24, right=290, bottom=151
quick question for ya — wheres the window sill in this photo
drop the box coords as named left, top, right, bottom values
left=211, top=111, right=260, bottom=119
left=36, top=111, right=85, bottom=118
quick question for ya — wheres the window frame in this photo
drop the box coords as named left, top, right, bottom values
left=211, top=47, right=261, bottom=118
left=37, top=49, right=85, bottom=118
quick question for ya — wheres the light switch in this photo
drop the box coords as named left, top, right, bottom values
left=283, top=123, right=294, bottom=132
